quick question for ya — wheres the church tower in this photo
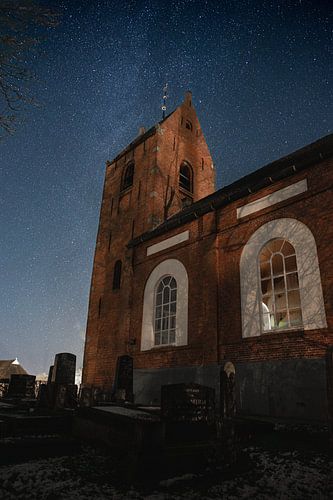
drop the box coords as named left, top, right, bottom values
left=82, top=91, right=216, bottom=389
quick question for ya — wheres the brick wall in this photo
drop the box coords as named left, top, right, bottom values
left=82, top=94, right=215, bottom=387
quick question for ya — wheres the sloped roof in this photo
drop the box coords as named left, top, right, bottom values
left=128, top=133, right=333, bottom=248
left=0, top=359, right=28, bottom=381
left=107, top=110, right=176, bottom=165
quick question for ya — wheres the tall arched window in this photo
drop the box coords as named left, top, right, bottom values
left=259, top=239, right=302, bottom=331
left=179, top=162, right=193, bottom=193
left=122, top=162, right=134, bottom=191
left=113, top=260, right=122, bottom=290
left=154, top=276, right=177, bottom=345
left=141, top=259, right=188, bottom=351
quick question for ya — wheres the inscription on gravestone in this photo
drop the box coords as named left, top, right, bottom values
left=113, top=355, right=133, bottom=402
left=161, top=383, right=215, bottom=424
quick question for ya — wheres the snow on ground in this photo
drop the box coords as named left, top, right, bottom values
left=0, top=446, right=331, bottom=499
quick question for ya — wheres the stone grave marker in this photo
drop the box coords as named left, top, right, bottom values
left=7, top=374, right=36, bottom=399
left=113, top=355, right=133, bottom=402
left=161, top=383, right=215, bottom=442
left=51, top=353, right=76, bottom=385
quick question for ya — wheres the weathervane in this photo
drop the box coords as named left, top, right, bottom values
left=161, top=83, right=168, bottom=119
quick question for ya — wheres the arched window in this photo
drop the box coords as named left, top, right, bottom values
left=185, top=119, right=192, bottom=131
left=240, top=218, right=327, bottom=338
left=141, top=259, right=188, bottom=351
left=122, top=162, right=134, bottom=191
left=154, top=276, right=177, bottom=345
left=113, top=260, right=122, bottom=290
left=179, top=162, right=193, bottom=193
left=259, top=239, right=302, bottom=331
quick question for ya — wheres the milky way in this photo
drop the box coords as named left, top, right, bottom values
left=1, top=0, right=332, bottom=375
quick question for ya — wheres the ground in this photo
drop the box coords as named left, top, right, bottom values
left=0, top=434, right=331, bottom=499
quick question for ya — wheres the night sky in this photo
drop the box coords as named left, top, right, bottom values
left=1, top=0, right=332, bottom=376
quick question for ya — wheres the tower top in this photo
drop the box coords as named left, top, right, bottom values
left=161, top=83, right=168, bottom=119
left=184, top=90, right=192, bottom=107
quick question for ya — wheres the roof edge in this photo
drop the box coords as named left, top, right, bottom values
left=128, top=133, right=333, bottom=248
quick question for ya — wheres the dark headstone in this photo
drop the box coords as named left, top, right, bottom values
left=220, top=361, right=236, bottom=418
left=161, top=383, right=215, bottom=424
left=47, top=365, right=54, bottom=385
left=51, top=353, right=76, bottom=385
left=37, top=383, right=48, bottom=407
left=113, top=355, right=133, bottom=402
left=7, top=374, right=36, bottom=399
left=161, top=383, right=215, bottom=442
left=52, top=384, right=77, bottom=409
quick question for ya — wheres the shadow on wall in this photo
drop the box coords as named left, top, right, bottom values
left=236, top=358, right=327, bottom=421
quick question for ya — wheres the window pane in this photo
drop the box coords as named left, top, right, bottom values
left=275, top=311, right=288, bottom=329
left=286, top=273, right=299, bottom=290
left=285, top=255, right=297, bottom=273
left=170, top=301, right=176, bottom=314
left=155, top=306, right=162, bottom=318
left=170, top=315, right=176, bottom=328
left=161, top=332, right=169, bottom=344
left=260, top=245, right=272, bottom=262
left=289, top=309, right=302, bottom=326
left=261, top=278, right=271, bottom=295
left=273, top=276, right=285, bottom=292
left=271, top=254, right=284, bottom=276
left=155, top=319, right=161, bottom=331
left=163, top=276, right=171, bottom=286
left=260, top=262, right=271, bottom=279
left=163, top=286, right=170, bottom=302
left=275, top=293, right=287, bottom=312
left=170, top=277, right=177, bottom=289
left=169, top=330, right=176, bottom=343
left=156, top=292, right=162, bottom=306
left=268, top=239, right=284, bottom=254
left=280, top=240, right=295, bottom=257
left=171, top=289, right=177, bottom=302
left=288, top=290, right=301, bottom=309
left=163, top=304, right=169, bottom=316
left=157, top=282, right=164, bottom=294
left=162, top=317, right=169, bottom=330
left=155, top=332, right=161, bottom=345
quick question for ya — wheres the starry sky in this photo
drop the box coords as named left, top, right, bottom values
left=1, top=0, right=332, bottom=376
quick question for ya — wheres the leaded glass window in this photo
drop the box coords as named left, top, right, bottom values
left=154, top=276, right=177, bottom=345
left=259, top=239, right=302, bottom=331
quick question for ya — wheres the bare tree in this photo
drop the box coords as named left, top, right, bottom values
left=0, top=0, right=60, bottom=137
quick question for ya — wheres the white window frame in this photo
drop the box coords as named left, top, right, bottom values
left=153, top=276, right=177, bottom=346
left=259, top=239, right=302, bottom=332
left=240, top=218, right=327, bottom=338
left=141, top=259, right=188, bottom=351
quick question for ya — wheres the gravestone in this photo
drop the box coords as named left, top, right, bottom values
left=45, top=353, right=77, bottom=409
left=36, top=383, right=48, bottom=408
left=47, top=365, right=54, bottom=385
left=220, top=361, right=236, bottom=418
left=113, top=355, right=134, bottom=402
left=7, top=374, right=36, bottom=399
left=161, top=383, right=215, bottom=442
left=51, top=353, right=76, bottom=385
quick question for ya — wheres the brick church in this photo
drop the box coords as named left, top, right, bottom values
left=82, top=91, right=333, bottom=422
